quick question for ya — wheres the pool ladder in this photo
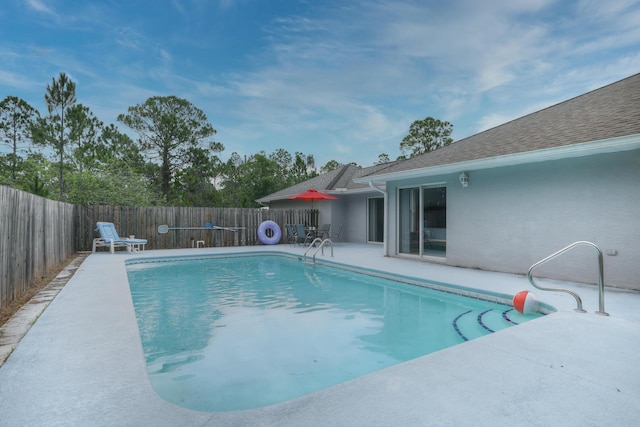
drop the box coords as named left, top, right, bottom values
left=303, top=238, right=334, bottom=264
left=527, top=241, right=608, bottom=316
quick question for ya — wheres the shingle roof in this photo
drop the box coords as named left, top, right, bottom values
left=361, top=73, right=640, bottom=178
left=256, top=167, right=345, bottom=204
left=256, top=161, right=402, bottom=203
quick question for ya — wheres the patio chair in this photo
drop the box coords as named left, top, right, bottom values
left=93, top=222, right=148, bottom=254
left=294, top=224, right=313, bottom=246
left=285, top=224, right=297, bottom=245
left=329, top=224, right=343, bottom=241
left=318, top=223, right=331, bottom=239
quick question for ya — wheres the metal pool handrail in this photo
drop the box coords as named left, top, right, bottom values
left=527, top=241, right=608, bottom=316
left=303, top=238, right=334, bottom=263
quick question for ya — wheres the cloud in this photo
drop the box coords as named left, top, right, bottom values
left=367, top=1, right=559, bottom=90
left=333, top=143, right=352, bottom=156
left=236, top=0, right=563, bottom=119
left=159, top=49, right=172, bottom=63
left=113, top=27, right=145, bottom=50
left=0, top=69, right=40, bottom=91
left=216, top=0, right=240, bottom=10
left=475, top=113, right=516, bottom=133
left=171, top=0, right=187, bottom=16
left=25, top=0, right=56, bottom=16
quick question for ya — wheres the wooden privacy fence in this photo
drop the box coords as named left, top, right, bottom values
left=1, top=185, right=76, bottom=310
left=1, top=185, right=318, bottom=308
left=77, top=206, right=317, bottom=251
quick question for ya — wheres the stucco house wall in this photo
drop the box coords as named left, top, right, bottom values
left=385, top=149, right=639, bottom=289
left=326, top=198, right=349, bottom=241
left=339, top=192, right=371, bottom=243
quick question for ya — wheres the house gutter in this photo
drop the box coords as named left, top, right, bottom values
left=369, top=181, right=389, bottom=257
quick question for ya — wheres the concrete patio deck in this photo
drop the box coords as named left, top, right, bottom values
left=1, top=244, right=638, bottom=426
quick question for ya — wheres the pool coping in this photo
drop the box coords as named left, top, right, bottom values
left=1, top=244, right=639, bottom=426
left=0, top=253, right=88, bottom=367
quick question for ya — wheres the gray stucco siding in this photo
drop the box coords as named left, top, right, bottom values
left=386, top=149, right=639, bottom=290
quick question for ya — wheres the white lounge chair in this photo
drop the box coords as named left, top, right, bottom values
left=93, top=222, right=147, bottom=253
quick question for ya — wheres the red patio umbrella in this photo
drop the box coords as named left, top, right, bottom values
left=289, top=189, right=337, bottom=226
left=288, top=188, right=338, bottom=203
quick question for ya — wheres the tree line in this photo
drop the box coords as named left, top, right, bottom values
left=0, top=72, right=453, bottom=207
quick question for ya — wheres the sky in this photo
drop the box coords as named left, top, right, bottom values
left=1, top=0, right=640, bottom=168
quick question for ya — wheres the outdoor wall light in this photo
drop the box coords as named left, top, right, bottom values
left=459, top=172, right=469, bottom=188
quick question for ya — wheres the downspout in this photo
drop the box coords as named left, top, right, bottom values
left=369, top=181, right=389, bottom=257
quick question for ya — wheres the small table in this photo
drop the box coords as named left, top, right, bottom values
left=305, top=227, right=321, bottom=244
left=127, top=242, right=145, bottom=253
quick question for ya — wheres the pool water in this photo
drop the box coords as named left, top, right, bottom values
left=126, top=254, right=544, bottom=411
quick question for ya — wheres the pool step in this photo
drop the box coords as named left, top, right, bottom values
left=453, top=308, right=518, bottom=342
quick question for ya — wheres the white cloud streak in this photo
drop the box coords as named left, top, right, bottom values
left=25, top=0, right=56, bottom=15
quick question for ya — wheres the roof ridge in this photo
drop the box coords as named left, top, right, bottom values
left=326, top=164, right=355, bottom=189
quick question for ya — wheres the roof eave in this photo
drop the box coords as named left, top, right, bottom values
left=354, top=134, right=640, bottom=184
left=256, top=186, right=380, bottom=204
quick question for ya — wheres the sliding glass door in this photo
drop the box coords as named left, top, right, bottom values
left=422, top=187, right=447, bottom=256
left=398, top=188, right=420, bottom=254
left=398, top=185, right=446, bottom=257
left=367, top=197, right=384, bottom=243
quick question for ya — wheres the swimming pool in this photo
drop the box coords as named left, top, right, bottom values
left=126, top=253, right=547, bottom=412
